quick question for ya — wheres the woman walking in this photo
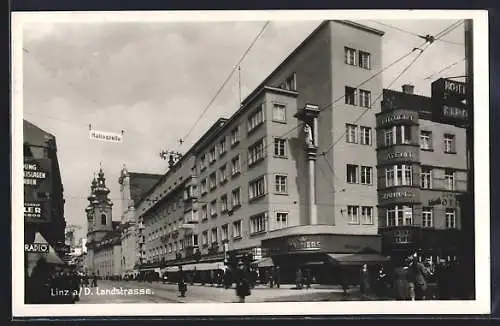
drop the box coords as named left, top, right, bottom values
left=359, top=264, right=371, bottom=300
left=235, top=262, right=251, bottom=303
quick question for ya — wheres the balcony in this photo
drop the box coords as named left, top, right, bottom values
left=184, top=210, right=199, bottom=224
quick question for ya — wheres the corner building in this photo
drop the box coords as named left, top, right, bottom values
left=376, top=86, right=467, bottom=262
left=136, top=20, right=389, bottom=284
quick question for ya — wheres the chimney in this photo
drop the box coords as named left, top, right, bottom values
left=402, top=84, right=415, bottom=94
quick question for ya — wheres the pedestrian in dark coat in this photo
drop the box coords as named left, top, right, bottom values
left=295, top=268, right=303, bottom=290
left=274, top=266, right=281, bottom=288
left=177, top=266, right=187, bottom=297
left=410, top=256, right=431, bottom=300
left=304, top=268, right=312, bottom=289
left=393, top=267, right=410, bottom=300
left=359, top=264, right=370, bottom=299
left=235, top=262, right=251, bottom=302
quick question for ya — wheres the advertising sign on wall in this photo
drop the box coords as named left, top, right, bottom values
left=24, top=158, right=52, bottom=223
left=431, top=78, right=468, bottom=126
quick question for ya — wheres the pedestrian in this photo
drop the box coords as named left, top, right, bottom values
left=274, top=266, right=281, bottom=289
left=295, top=267, right=303, bottom=290
left=359, top=264, right=370, bottom=299
left=393, top=266, right=410, bottom=300
left=268, top=267, right=275, bottom=288
left=376, top=265, right=388, bottom=297
left=304, top=268, right=312, bottom=289
left=177, top=266, right=187, bottom=297
left=235, top=262, right=251, bottom=303
left=409, top=253, right=431, bottom=300
left=91, top=272, right=98, bottom=287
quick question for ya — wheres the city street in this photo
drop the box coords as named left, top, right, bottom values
left=77, top=280, right=377, bottom=304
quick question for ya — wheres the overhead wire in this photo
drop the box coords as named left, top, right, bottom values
left=177, top=21, right=271, bottom=150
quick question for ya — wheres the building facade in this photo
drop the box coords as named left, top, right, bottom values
left=118, top=167, right=162, bottom=277
left=376, top=86, right=467, bottom=262
left=85, top=168, right=122, bottom=278
left=23, top=120, right=67, bottom=257
left=135, top=20, right=389, bottom=283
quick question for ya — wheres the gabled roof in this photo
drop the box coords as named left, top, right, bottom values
left=23, top=119, right=56, bottom=147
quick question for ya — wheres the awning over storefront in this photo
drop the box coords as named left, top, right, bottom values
left=327, top=253, right=391, bottom=266
left=251, top=257, right=274, bottom=268
left=161, top=266, right=178, bottom=273
left=181, top=262, right=225, bottom=271
left=26, top=232, right=66, bottom=277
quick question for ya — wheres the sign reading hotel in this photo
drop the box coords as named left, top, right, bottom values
left=431, top=78, right=468, bottom=126
left=89, top=129, right=123, bottom=143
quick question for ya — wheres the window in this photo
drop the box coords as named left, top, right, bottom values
left=361, top=206, right=373, bottom=225
left=247, top=106, right=264, bottom=133
left=101, top=214, right=106, bottom=225
left=360, top=166, right=372, bottom=185
left=168, top=243, right=172, bottom=253
left=219, top=138, right=227, bottom=156
left=347, top=164, right=358, bottom=183
left=200, top=154, right=207, bottom=171
left=231, top=155, right=241, bottom=176
left=250, top=213, right=267, bottom=234
left=275, top=175, right=288, bottom=194
left=392, top=230, right=411, bottom=244
left=202, top=231, right=208, bottom=246
left=344, top=47, right=356, bottom=65
left=201, top=205, right=208, bottom=221
left=396, top=165, right=413, bottom=186
left=384, top=129, right=394, bottom=147
left=248, top=139, right=266, bottom=166
left=208, top=147, right=217, bottom=164
left=211, top=228, right=218, bottom=244
left=200, top=178, right=208, bottom=194
left=445, top=209, right=456, bottom=229
left=219, top=164, right=228, bottom=184
left=386, top=205, right=413, bottom=227
left=444, top=169, right=455, bottom=190
left=220, top=195, right=228, bottom=213
left=233, top=220, right=242, bottom=238
left=230, top=126, right=240, bottom=146
left=359, top=89, right=371, bottom=108
left=396, top=125, right=412, bottom=144
left=360, top=126, right=372, bottom=145
left=221, top=225, right=229, bottom=241
left=420, top=131, right=433, bottom=150
left=173, top=242, right=177, bottom=252
left=232, top=188, right=241, bottom=207
left=272, top=104, right=286, bottom=122
left=345, top=124, right=357, bottom=143
left=444, top=134, right=456, bottom=153
left=358, top=51, right=371, bottom=69
left=209, top=172, right=217, bottom=190
left=420, top=167, right=432, bottom=189
left=422, top=207, right=433, bottom=228
left=274, top=138, right=287, bottom=157
left=249, top=176, right=266, bottom=200
left=345, top=86, right=356, bottom=105
left=284, top=74, right=296, bottom=91
left=347, top=206, right=359, bottom=224
left=210, top=200, right=217, bottom=217
left=276, top=212, right=288, bottom=229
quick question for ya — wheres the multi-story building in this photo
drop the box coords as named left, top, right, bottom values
left=135, top=20, right=390, bottom=283
left=376, top=84, right=467, bottom=263
left=23, top=119, right=67, bottom=257
left=85, top=168, right=122, bottom=278
left=118, top=167, right=162, bottom=278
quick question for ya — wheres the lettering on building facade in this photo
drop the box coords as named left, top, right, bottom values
left=24, top=243, right=50, bottom=253
left=381, top=191, right=416, bottom=201
left=24, top=162, right=48, bottom=186
left=427, top=192, right=457, bottom=207
left=386, top=151, right=414, bottom=161
left=287, top=236, right=321, bottom=251
left=378, top=112, right=417, bottom=127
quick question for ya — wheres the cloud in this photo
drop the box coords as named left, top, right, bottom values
left=21, top=18, right=465, bottom=242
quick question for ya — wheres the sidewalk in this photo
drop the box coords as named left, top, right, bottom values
left=108, top=280, right=367, bottom=303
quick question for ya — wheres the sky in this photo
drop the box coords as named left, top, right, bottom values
left=21, top=15, right=466, bottom=242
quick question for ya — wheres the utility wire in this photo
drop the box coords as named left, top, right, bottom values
left=424, top=57, right=466, bottom=80
left=177, top=21, right=271, bottom=149
left=369, top=20, right=464, bottom=46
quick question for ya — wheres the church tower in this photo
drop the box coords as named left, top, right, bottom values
left=85, top=166, right=113, bottom=274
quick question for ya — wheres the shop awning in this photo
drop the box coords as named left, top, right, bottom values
left=327, top=253, right=391, bottom=266
left=251, top=257, right=274, bottom=268
left=26, top=233, right=66, bottom=277
left=161, top=266, right=178, bottom=273
left=181, top=262, right=225, bottom=271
